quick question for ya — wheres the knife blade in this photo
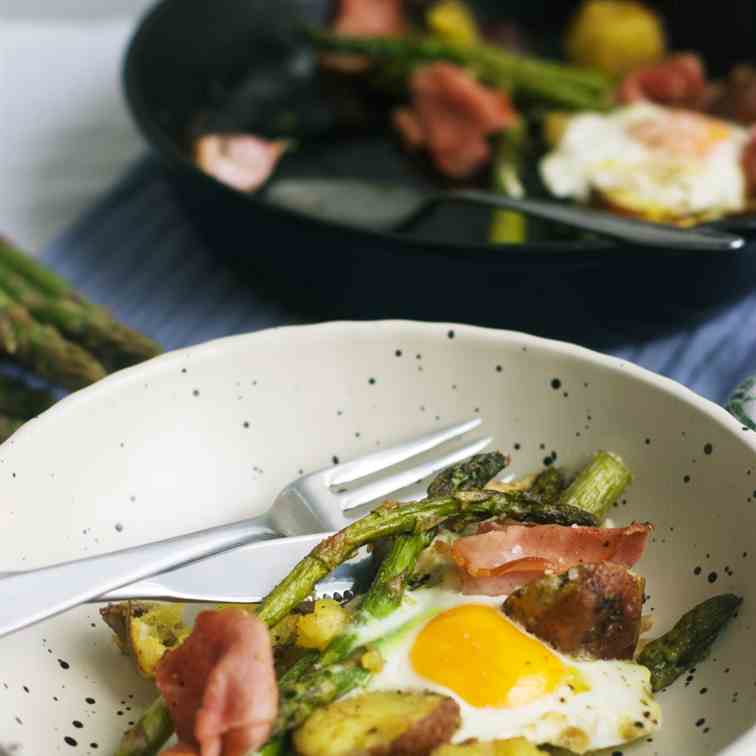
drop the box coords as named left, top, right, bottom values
left=94, top=532, right=373, bottom=603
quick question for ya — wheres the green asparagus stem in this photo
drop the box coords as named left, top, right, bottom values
left=259, top=736, right=288, bottom=756
left=427, top=451, right=509, bottom=497
left=0, top=237, right=75, bottom=301
left=310, top=32, right=613, bottom=111
left=638, top=594, right=742, bottom=692
left=0, top=290, right=106, bottom=390
left=0, top=414, right=24, bottom=443
left=489, top=123, right=527, bottom=244
left=529, top=466, right=567, bottom=504
left=0, top=374, right=55, bottom=417
left=558, top=450, right=632, bottom=521
left=0, top=270, right=161, bottom=371
left=113, top=696, right=175, bottom=756
left=257, top=490, right=596, bottom=628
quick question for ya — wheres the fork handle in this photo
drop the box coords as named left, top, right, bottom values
left=0, top=513, right=277, bottom=638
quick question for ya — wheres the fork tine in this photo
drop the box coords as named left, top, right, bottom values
left=328, top=417, right=482, bottom=486
left=340, top=436, right=492, bottom=512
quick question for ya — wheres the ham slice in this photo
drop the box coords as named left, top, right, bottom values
left=195, top=134, right=287, bottom=193
left=392, top=62, right=517, bottom=178
left=616, top=53, right=707, bottom=109
left=324, top=0, right=408, bottom=73
left=156, top=609, right=277, bottom=756
left=453, top=521, right=651, bottom=596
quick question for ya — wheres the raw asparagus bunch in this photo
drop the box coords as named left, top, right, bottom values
left=0, top=374, right=56, bottom=442
left=0, top=289, right=107, bottom=390
left=0, top=238, right=161, bottom=371
left=309, top=31, right=613, bottom=111
left=638, top=594, right=742, bottom=691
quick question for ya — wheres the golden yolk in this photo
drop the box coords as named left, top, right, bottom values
left=410, top=604, right=568, bottom=708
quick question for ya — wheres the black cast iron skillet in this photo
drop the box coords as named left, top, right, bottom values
left=123, top=0, right=756, bottom=338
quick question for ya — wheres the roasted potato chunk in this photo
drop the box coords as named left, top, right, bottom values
left=433, top=738, right=547, bottom=756
left=565, top=0, right=666, bottom=78
left=296, top=598, right=349, bottom=651
left=293, top=691, right=460, bottom=756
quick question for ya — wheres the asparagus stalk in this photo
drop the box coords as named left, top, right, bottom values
left=0, top=414, right=24, bottom=443
left=529, top=466, right=567, bottom=504
left=113, top=696, right=175, bottom=756
left=489, top=123, right=527, bottom=244
left=0, top=374, right=55, bottom=418
left=309, top=32, right=612, bottom=111
left=558, top=450, right=632, bottom=521
left=427, top=451, right=509, bottom=497
left=638, top=594, right=742, bottom=692
left=0, top=245, right=161, bottom=371
left=0, top=290, right=106, bottom=390
left=257, top=490, right=596, bottom=628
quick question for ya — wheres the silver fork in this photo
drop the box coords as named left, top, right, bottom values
left=0, top=417, right=489, bottom=637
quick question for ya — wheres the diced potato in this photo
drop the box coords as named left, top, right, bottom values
left=433, top=738, right=547, bottom=756
left=565, top=0, right=666, bottom=78
left=294, top=691, right=460, bottom=756
left=296, top=599, right=349, bottom=651
left=128, top=602, right=189, bottom=678
left=426, top=0, right=480, bottom=46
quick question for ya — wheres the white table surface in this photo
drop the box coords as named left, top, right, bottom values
left=0, top=0, right=154, bottom=252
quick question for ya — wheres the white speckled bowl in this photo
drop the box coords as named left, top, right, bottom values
left=1, top=321, right=755, bottom=756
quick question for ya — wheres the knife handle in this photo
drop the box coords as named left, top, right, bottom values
left=0, top=513, right=277, bottom=637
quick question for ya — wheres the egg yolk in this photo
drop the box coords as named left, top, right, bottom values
left=410, top=604, right=568, bottom=708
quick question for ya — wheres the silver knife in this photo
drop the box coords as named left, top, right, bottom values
left=95, top=532, right=372, bottom=603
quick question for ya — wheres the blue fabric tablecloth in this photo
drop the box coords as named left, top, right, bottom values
left=42, top=156, right=756, bottom=406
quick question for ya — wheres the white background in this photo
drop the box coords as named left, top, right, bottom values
left=0, top=0, right=154, bottom=251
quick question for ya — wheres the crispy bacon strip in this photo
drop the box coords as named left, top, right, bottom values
left=392, top=62, right=516, bottom=179
left=156, top=609, right=277, bottom=756
left=453, top=521, right=650, bottom=596
left=195, top=134, right=287, bottom=193
left=617, top=53, right=707, bottom=109
left=503, top=562, right=645, bottom=660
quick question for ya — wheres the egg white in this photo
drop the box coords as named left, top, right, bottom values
left=540, top=102, right=749, bottom=220
left=357, top=586, right=661, bottom=754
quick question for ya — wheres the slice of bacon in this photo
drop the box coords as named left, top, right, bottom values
left=616, top=53, right=707, bottom=109
left=503, top=562, right=645, bottom=660
left=195, top=134, right=287, bottom=193
left=392, top=62, right=517, bottom=178
left=324, top=0, right=408, bottom=73
left=452, top=521, right=651, bottom=596
left=156, top=609, right=277, bottom=756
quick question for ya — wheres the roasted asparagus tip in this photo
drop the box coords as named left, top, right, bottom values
left=638, top=593, right=742, bottom=692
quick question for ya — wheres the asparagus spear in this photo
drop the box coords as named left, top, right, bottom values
left=529, top=466, right=567, bottom=504
left=113, top=696, right=175, bottom=756
left=558, top=450, right=631, bottom=521
left=309, top=32, right=612, bottom=111
left=0, top=244, right=161, bottom=371
left=257, top=490, right=596, bottom=628
left=0, top=374, right=55, bottom=418
left=0, top=290, right=106, bottom=390
left=489, top=123, right=527, bottom=244
left=638, top=594, right=742, bottom=692
left=0, top=414, right=24, bottom=443
left=427, top=451, right=509, bottom=497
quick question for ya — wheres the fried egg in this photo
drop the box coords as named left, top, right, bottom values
left=354, top=587, right=661, bottom=754
left=540, top=102, right=750, bottom=223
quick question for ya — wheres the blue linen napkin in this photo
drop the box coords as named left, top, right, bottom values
left=42, top=156, right=756, bottom=407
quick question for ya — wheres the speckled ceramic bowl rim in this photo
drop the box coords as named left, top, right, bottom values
left=9, top=320, right=756, bottom=755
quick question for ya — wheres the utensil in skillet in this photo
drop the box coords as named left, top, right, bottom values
left=0, top=417, right=488, bottom=637
left=264, top=178, right=746, bottom=252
